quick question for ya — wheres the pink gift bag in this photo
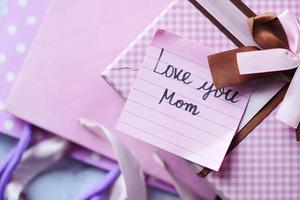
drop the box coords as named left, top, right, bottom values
left=0, top=0, right=173, bottom=193
left=5, top=0, right=187, bottom=190
left=0, top=0, right=121, bottom=174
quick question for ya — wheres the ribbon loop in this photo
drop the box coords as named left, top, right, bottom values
left=249, top=12, right=289, bottom=50
left=208, top=46, right=261, bottom=88
left=237, top=48, right=299, bottom=75
left=276, top=67, right=300, bottom=128
left=278, top=10, right=300, bottom=54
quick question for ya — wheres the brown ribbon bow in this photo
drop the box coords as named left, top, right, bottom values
left=208, top=12, right=292, bottom=88
left=208, top=13, right=300, bottom=140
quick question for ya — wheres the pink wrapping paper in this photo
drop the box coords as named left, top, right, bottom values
left=101, top=0, right=300, bottom=199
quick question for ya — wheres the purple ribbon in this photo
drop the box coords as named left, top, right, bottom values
left=77, top=164, right=121, bottom=200
left=0, top=150, right=15, bottom=178
left=0, top=124, right=32, bottom=200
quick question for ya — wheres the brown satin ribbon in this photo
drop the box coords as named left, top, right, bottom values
left=249, top=13, right=289, bottom=49
left=297, top=124, right=300, bottom=141
left=208, top=12, right=290, bottom=88
left=208, top=46, right=261, bottom=88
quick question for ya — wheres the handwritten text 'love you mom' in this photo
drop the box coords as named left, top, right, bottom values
left=153, top=49, right=240, bottom=116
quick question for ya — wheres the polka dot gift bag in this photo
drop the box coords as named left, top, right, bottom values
left=0, top=1, right=183, bottom=198
left=0, top=0, right=117, bottom=188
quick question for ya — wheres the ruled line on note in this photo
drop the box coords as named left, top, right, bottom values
left=139, top=65, right=248, bottom=105
left=122, top=109, right=225, bottom=152
left=118, top=120, right=220, bottom=163
left=135, top=74, right=245, bottom=113
left=131, top=87, right=236, bottom=130
left=127, top=97, right=234, bottom=138
left=141, top=63, right=250, bottom=100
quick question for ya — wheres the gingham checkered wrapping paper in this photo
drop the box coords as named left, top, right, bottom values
left=101, top=0, right=300, bottom=199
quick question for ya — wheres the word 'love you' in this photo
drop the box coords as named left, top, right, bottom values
left=153, top=48, right=240, bottom=116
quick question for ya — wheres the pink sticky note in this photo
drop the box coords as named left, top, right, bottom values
left=116, top=30, right=252, bottom=171
left=6, top=0, right=175, bottom=183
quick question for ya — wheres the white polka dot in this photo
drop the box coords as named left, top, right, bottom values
left=0, top=53, right=6, bottom=63
left=26, top=15, right=37, bottom=26
left=5, top=71, right=16, bottom=83
left=7, top=24, right=18, bottom=35
left=18, top=0, right=28, bottom=7
left=4, top=120, right=14, bottom=131
left=16, top=43, right=26, bottom=54
left=90, top=152, right=101, bottom=161
left=0, top=101, right=6, bottom=111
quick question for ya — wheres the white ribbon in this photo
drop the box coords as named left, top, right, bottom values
left=79, top=118, right=147, bottom=200
left=5, top=137, right=69, bottom=200
left=237, top=10, right=300, bottom=129
left=107, top=175, right=127, bottom=200
left=79, top=119, right=217, bottom=200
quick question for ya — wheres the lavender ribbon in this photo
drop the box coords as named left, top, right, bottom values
left=77, top=164, right=121, bottom=200
left=0, top=125, right=32, bottom=200
left=5, top=137, right=69, bottom=200
left=0, top=150, right=15, bottom=178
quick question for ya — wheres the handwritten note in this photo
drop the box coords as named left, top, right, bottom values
left=116, top=30, right=252, bottom=171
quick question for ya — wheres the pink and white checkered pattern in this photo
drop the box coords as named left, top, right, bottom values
left=101, top=0, right=300, bottom=199
left=208, top=108, right=300, bottom=199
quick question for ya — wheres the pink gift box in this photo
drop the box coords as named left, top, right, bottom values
left=101, top=0, right=300, bottom=199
